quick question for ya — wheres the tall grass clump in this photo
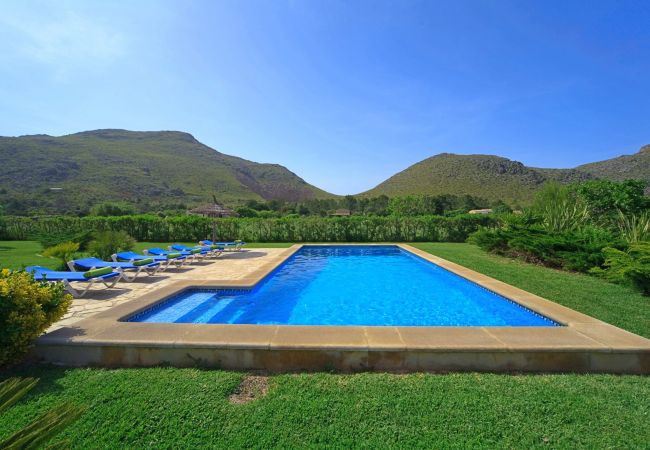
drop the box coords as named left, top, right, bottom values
left=617, top=210, right=650, bottom=243
left=42, top=242, right=79, bottom=270
left=532, top=182, right=589, bottom=232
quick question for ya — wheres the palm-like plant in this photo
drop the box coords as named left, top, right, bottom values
left=0, top=378, right=85, bottom=449
left=533, top=182, right=589, bottom=232
left=617, top=210, right=650, bottom=243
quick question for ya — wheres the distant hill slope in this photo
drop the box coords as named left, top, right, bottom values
left=361, top=145, right=650, bottom=204
left=360, top=153, right=594, bottom=205
left=577, top=145, right=650, bottom=184
left=0, top=129, right=332, bottom=214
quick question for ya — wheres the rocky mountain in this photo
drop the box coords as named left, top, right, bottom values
left=0, top=129, right=332, bottom=214
left=361, top=145, right=649, bottom=204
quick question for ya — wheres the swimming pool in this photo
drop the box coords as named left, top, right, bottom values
left=129, top=245, right=558, bottom=326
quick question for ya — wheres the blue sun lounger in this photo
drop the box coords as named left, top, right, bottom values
left=144, top=247, right=197, bottom=264
left=26, top=266, right=121, bottom=298
left=112, top=251, right=187, bottom=270
left=199, top=239, right=246, bottom=252
left=169, top=244, right=220, bottom=260
left=68, top=257, right=161, bottom=282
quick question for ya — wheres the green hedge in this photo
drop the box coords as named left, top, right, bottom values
left=1, top=214, right=499, bottom=243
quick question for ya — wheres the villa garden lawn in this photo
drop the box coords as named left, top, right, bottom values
left=1, top=241, right=649, bottom=448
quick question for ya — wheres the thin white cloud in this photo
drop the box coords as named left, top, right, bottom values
left=0, top=2, right=127, bottom=77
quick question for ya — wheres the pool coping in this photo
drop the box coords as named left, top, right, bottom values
left=34, top=244, right=650, bottom=373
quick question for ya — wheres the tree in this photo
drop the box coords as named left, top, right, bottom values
left=236, top=207, right=259, bottom=218
left=573, top=179, right=649, bottom=218
left=88, top=231, right=135, bottom=260
left=90, top=201, right=136, bottom=216
left=491, top=200, right=512, bottom=215
left=344, top=195, right=358, bottom=212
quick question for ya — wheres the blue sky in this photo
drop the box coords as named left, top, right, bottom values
left=1, top=0, right=649, bottom=194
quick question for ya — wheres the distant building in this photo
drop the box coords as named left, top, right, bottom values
left=329, top=209, right=351, bottom=216
left=468, top=208, right=493, bottom=215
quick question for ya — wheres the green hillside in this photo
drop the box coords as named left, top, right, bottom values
left=360, top=153, right=594, bottom=204
left=577, top=145, right=650, bottom=186
left=0, top=129, right=332, bottom=214
left=361, top=145, right=650, bottom=204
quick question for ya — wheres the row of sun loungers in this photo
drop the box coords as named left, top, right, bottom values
left=26, top=240, right=246, bottom=298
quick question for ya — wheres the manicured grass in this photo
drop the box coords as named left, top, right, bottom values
left=0, top=240, right=57, bottom=270
left=412, top=243, right=650, bottom=339
left=0, top=367, right=648, bottom=449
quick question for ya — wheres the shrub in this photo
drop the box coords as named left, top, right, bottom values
left=616, top=210, right=650, bottom=244
left=34, top=229, right=93, bottom=251
left=491, top=201, right=513, bottom=215
left=42, top=242, right=80, bottom=270
left=0, top=205, right=5, bottom=239
left=591, top=242, right=650, bottom=295
left=90, top=201, right=136, bottom=216
left=0, top=270, right=72, bottom=366
left=573, top=179, right=649, bottom=219
left=469, top=225, right=621, bottom=272
left=235, top=207, right=259, bottom=218
left=88, top=230, right=135, bottom=260
left=532, top=182, right=589, bottom=232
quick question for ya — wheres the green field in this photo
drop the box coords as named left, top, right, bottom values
left=1, top=368, right=648, bottom=449
left=2, top=241, right=649, bottom=448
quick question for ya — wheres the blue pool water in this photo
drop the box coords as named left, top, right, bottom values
left=129, top=246, right=558, bottom=326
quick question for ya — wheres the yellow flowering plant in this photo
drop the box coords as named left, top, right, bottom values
left=0, top=270, right=72, bottom=366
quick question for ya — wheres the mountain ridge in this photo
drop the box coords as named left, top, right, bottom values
left=0, top=129, right=647, bottom=214
left=0, top=129, right=333, bottom=215
left=360, top=145, right=649, bottom=203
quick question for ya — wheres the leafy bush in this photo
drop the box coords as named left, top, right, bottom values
left=0, top=205, right=6, bottom=239
left=469, top=225, right=622, bottom=272
left=0, top=270, right=72, bottom=366
left=33, top=229, right=93, bottom=251
left=591, top=243, right=650, bottom=295
left=88, top=230, right=135, bottom=260
left=42, top=242, right=80, bottom=270
left=90, top=201, right=136, bottom=216
left=235, top=207, right=259, bottom=218
left=573, top=179, right=649, bottom=220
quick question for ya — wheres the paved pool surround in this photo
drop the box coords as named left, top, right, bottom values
left=35, top=244, right=650, bottom=373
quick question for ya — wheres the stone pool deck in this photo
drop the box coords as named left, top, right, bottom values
left=35, top=245, right=650, bottom=374
left=47, top=248, right=290, bottom=332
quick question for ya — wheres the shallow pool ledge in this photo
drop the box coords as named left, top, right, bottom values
left=33, top=244, right=650, bottom=374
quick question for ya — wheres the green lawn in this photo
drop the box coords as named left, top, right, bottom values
left=0, top=240, right=57, bottom=270
left=2, top=241, right=649, bottom=448
left=0, top=368, right=648, bottom=449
